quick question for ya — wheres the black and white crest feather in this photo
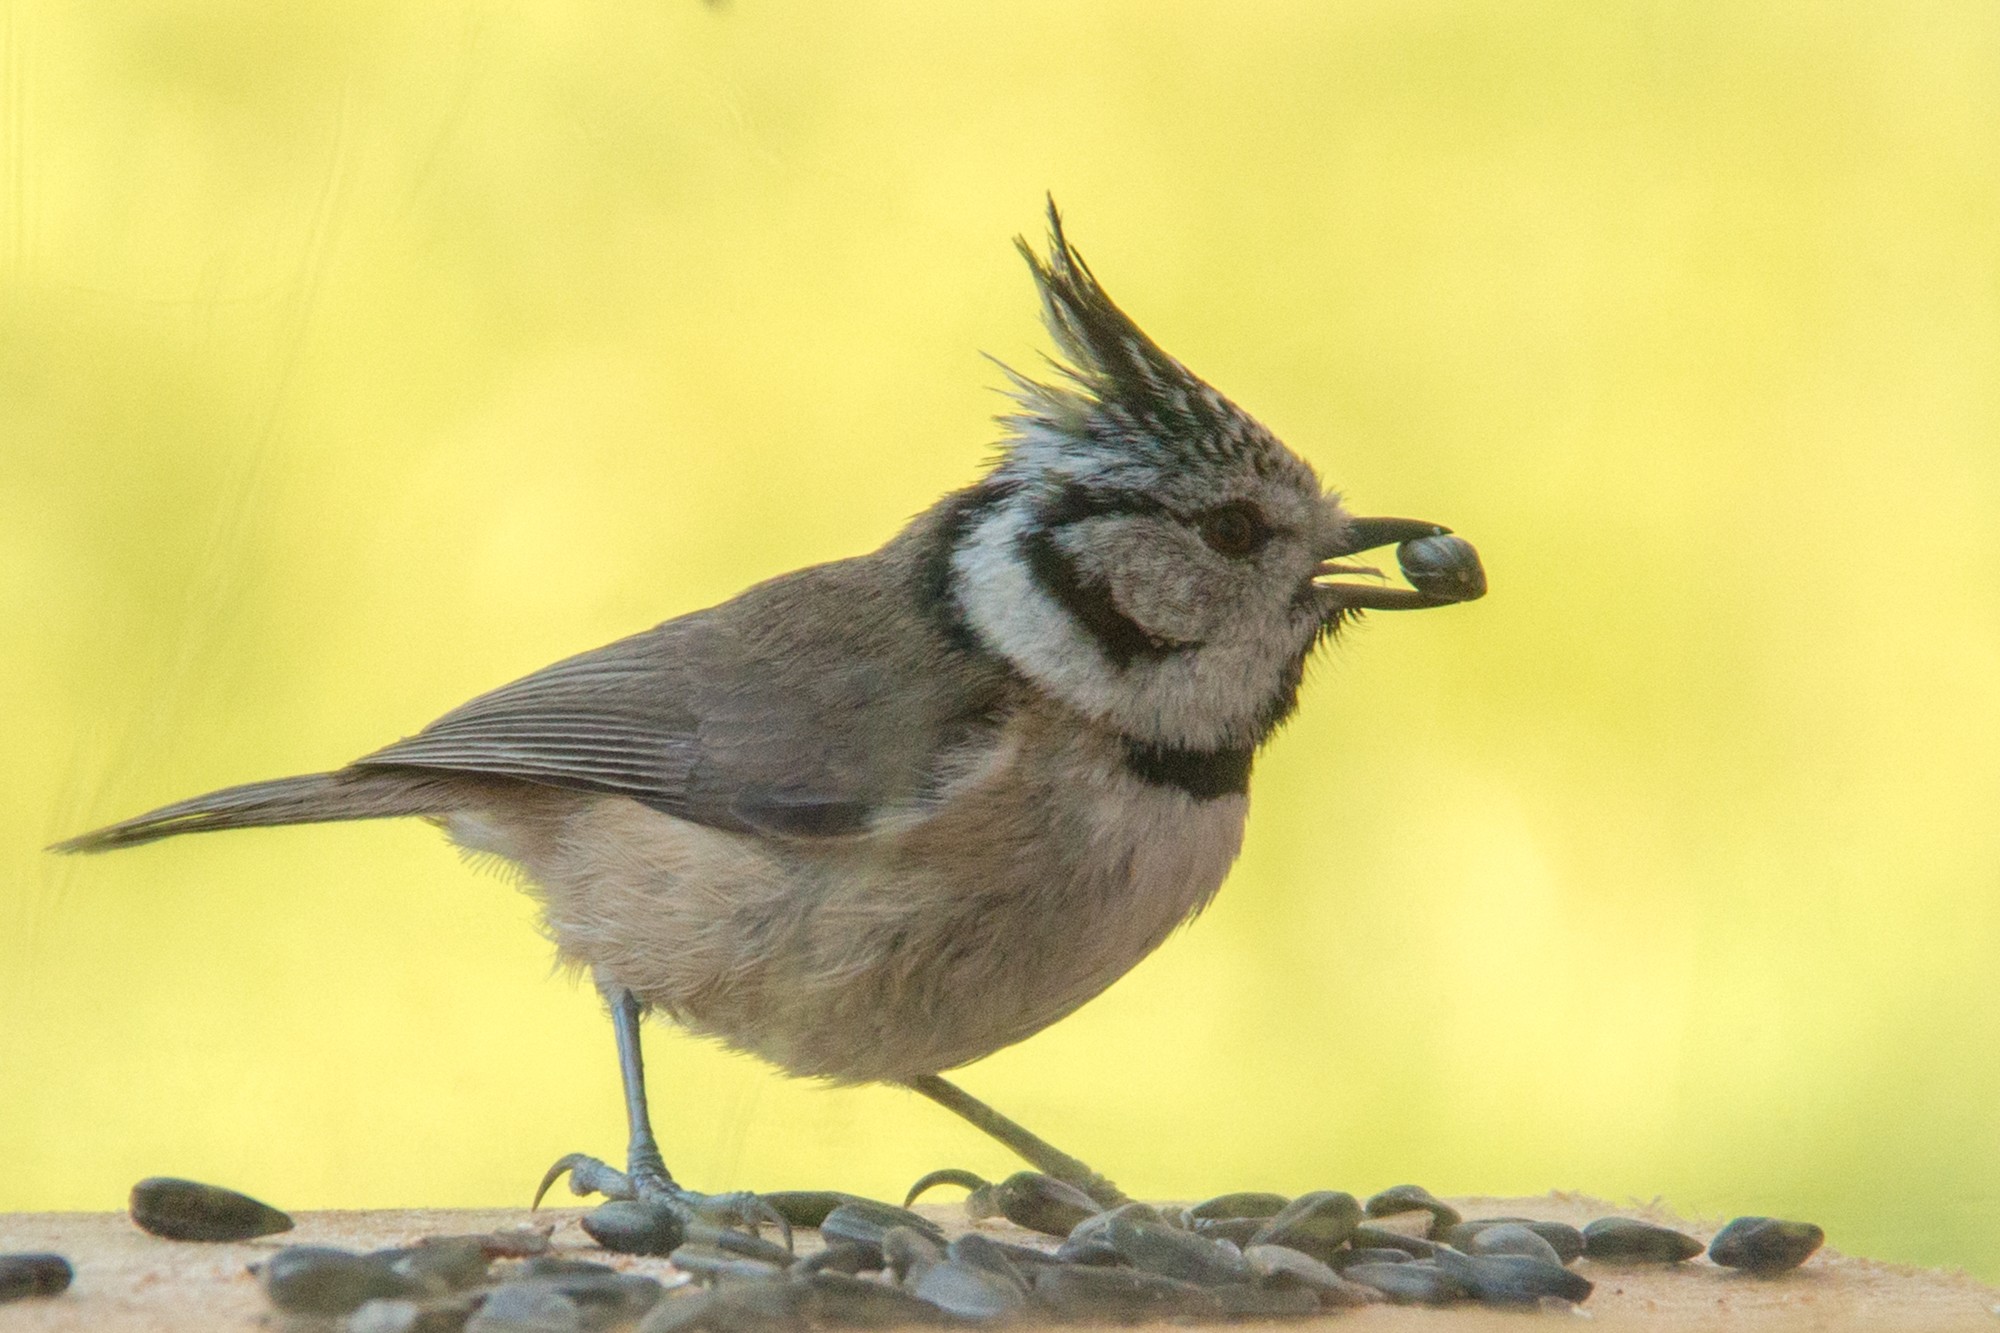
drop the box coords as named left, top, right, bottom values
left=1002, top=200, right=1293, bottom=481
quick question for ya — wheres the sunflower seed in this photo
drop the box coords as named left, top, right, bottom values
left=1339, top=1260, right=1465, bottom=1305
left=1362, top=1185, right=1461, bottom=1238
left=1582, top=1217, right=1704, bottom=1264
left=1247, top=1190, right=1362, bottom=1260
left=0, top=1253, right=72, bottom=1303
left=1435, top=1246, right=1593, bottom=1306
left=129, top=1177, right=293, bottom=1242
left=1707, top=1217, right=1825, bottom=1274
left=580, top=1201, right=686, bottom=1257
left=263, top=1246, right=413, bottom=1316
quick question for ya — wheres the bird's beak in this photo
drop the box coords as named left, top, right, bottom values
left=1314, top=516, right=1487, bottom=612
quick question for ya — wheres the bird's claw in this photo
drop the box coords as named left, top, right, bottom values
left=696, top=1192, right=795, bottom=1252
left=531, top=1152, right=793, bottom=1251
left=903, top=1167, right=994, bottom=1210
left=533, top=1152, right=636, bottom=1209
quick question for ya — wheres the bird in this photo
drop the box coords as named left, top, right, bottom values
left=55, top=200, right=1485, bottom=1229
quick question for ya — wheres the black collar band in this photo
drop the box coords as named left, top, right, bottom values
left=1122, top=738, right=1253, bottom=800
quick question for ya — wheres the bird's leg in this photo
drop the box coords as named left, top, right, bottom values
left=608, top=981, right=673, bottom=1195
left=534, top=984, right=789, bottom=1245
left=904, top=1073, right=1130, bottom=1210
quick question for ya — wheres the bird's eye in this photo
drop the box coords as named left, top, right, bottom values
left=1196, top=503, right=1268, bottom=558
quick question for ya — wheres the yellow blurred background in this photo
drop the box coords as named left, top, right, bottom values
left=4, top=0, right=1998, bottom=1279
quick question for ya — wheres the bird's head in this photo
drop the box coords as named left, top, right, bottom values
left=948, top=202, right=1484, bottom=754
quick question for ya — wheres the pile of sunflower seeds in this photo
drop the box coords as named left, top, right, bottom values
left=2, top=1173, right=1829, bottom=1326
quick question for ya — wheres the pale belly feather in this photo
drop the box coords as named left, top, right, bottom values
left=448, top=733, right=1250, bottom=1084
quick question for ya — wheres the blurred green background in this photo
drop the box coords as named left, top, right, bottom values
left=4, top=0, right=1997, bottom=1279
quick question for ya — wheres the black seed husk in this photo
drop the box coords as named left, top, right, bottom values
left=818, top=1201, right=946, bottom=1257
left=669, top=1244, right=788, bottom=1283
left=466, top=1281, right=583, bottom=1333
left=1464, top=1222, right=1564, bottom=1266
left=949, top=1232, right=1052, bottom=1278
left=979, top=1171, right=1100, bottom=1238
left=637, top=1280, right=805, bottom=1333
left=796, top=1271, right=951, bottom=1327
left=911, top=1258, right=1029, bottom=1320
left=1242, top=1243, right=1379, bottom=1307
left=1329, top=1246, right=1414, bottom=1271
left=129, top=1176, right=293, bottom=1242
left=1051, top=1235, right=1124, bottom=1267
left=1030, top=1265, right=1224, bottom=1321
left=1708, top=1217, right=1825, bottom=1274
left=1183, top=1192, right=1290, bottom=1224
left=1582, top=1217, right=1705, bottom=1264
left=386, top=1236, right=492, bottom=1292
left=1212, top=1281, right=1322, bottom=1317
left=758, top=1192, right=861, bottom=1231
left=1436, top=1246, right=1594, bottom=1306
left=0, top=1253, right=72, bottom=1303
left=1187, top=1216, right=1265, bottom=1245
left=1399, top=533, right=1486, bottom=601
left=1340, top=1260, right=1465, bottom=1306
left=262, top=1245, right=413, bottom=1315
left=793, top=1242, right=876, bottom=1277
left=1248, top=1190, right=1362, bottom=1260
left=1097, top=1212, right=1250, bottom=1287
left=1446, top=1218, right=1585, bottom=1264
left=1362, top=1184, right=1462, bottom=1238
left=579, top=1200, right=686, bottom=1257
left=1348, top=1223, right=1439, bottom=1258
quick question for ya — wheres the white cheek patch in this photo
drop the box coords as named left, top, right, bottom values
left=953, top=499, right=1131, bottom=723
left=952, top=496, right=1316, bottom=750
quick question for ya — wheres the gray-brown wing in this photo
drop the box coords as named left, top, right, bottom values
left=354, top=566, right=1009, bottom=838
left=354, top=622, right=704, bottom=813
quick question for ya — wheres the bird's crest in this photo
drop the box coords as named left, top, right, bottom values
left=1001, top=198, right=1289, bottom=480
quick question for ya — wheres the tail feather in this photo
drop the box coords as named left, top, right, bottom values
left=51, top=769, right=464, bottom=853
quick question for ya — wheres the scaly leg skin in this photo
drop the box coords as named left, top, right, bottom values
left=533, top=985, right=791, bottom=1248
left=904, top=1072, right=1131, bottom=1210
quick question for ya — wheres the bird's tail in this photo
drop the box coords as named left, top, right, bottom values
left=50, top=769, right=464, bottom=854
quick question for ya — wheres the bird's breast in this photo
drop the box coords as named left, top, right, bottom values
left=489, top=719, right=1251, bottom=1084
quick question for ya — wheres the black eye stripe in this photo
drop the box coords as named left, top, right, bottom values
left=1018, top=526, right=1188, bottom=668
left=1040, top=484, right=1277, bottom=551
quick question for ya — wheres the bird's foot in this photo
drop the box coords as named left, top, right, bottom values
left=533, top=1151, right=793, bottom=1250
